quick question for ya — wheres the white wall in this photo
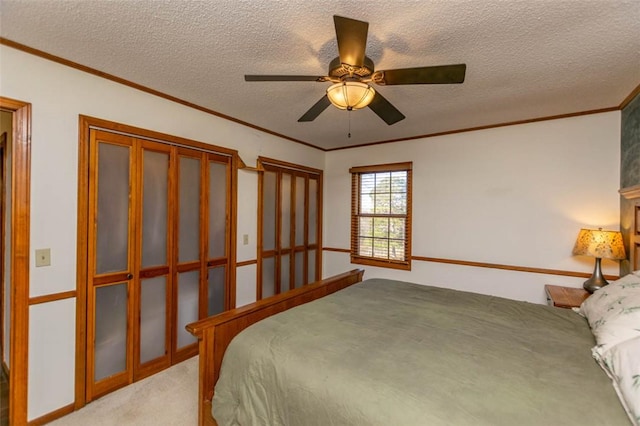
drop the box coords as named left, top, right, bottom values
left=323, top=112, right=622, bottom=303
left=0, top=45, right=324, bottom=420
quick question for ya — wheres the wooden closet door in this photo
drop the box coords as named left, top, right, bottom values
left=87, top=130, right=136, bottom=400
left=82, top=119, right=237, bottom=403
left=260, top=170, right=277, bottom=298
left=133, top=140, right=173, bottom=380
left=258, top=164, right=322, bottom=299
left=172, top=148, right=204, bottom=361
left=205, top=153, right=231, bottom=317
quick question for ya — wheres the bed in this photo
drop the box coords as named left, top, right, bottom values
left=187, top=268, right=639, bottom=425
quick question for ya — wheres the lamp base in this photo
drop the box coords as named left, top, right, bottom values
left=583, top=257, right=609, bottom=293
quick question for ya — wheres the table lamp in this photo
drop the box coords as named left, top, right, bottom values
left=572, top=228, right=626, bottom=293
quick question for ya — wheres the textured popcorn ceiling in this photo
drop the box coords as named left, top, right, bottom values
left=1, top=0, right=639, bottom=150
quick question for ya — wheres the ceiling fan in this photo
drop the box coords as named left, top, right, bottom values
left=245, top=15, right=466, bottom=125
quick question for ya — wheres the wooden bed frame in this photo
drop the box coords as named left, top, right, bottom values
left=186, top=269, right=365, bottom=426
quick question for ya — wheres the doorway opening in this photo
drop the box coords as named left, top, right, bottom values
left=0, top=97, right=32, bottom=426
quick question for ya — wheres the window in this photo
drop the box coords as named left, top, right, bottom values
left=350, top=162, right=412, bottom=270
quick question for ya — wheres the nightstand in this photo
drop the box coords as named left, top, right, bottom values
left=544, top=285, right=589, bottom=309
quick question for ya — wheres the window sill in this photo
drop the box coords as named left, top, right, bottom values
left=350, top=256, right=411, bottom=271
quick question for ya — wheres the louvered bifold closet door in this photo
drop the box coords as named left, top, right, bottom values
left=260, top=170, right=277, bottom=298
left=307, top=176, right=320, bottom=283
left=85, top=123, right=236, bottom=402
left=205, top=154, right=231, bottom=318
left=279, top=172, right=292, bottom=292
left=173, top=148, right=204, bottom=361
left=172, top=149, right=232, bottom=361
left=87, top=130, right=137, bottom=400
left=134, top=141, right=172, bottom=381
left=258, top=159, right=322, bottom=300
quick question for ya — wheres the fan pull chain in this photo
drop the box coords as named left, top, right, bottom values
left=348, top=110, right=351, bottom=138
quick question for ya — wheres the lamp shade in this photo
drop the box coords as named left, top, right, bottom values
left=326, top=82, right=375, bottom=110
left=572, top=228, right=626, bottom=260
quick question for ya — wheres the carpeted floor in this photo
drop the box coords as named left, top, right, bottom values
left=50, top=356, right=198, bottom=425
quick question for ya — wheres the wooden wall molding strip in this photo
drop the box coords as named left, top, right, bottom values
left=326, top=107, right=620, bottom=152
left=3, top=38, right=638, bottom=155
left=236, top=259, right=257, bottom=267
left=29, top=290, right=77, bottom=305
left=619, top=83, right=640, bottom=110
left=411, top=255, right=618, bottom=280
left=323, top=247, right=350, bottom=253
left=27, top=402, right=74, bottom=426
left=0, top=38, right=322, bottom=152
left=620, top=184, right=640, bottom=200
left=258, top=156, right=323, bottom=175
left=322, top=247, right=618, bottom=280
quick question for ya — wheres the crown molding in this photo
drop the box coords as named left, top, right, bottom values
left=620, top=184, right=640, bottom=200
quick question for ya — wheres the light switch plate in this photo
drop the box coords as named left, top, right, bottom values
left=35, top=248, right=51, bottom=267
left=242, top=234, right=249, bottom=245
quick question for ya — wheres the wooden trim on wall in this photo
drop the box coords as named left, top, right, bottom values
left=323, top=247, right=350, bottom=253
left=411, top=255, right=618, bottom=280
left=620, top=184, right=640, bottom=200
left=3, top=38, right=639, bottom=157
left=619, top=83, right=640, bottom=110
left=1, top=96, right=31, bottom=426
left=0, top=38, right=322, bottom=153
left=29, top=291, right=77, bottom=305
left=80, top=115, right=239, bottom=157
left=258, top=156, right=323, bottom=175
left=349, top=162, right=413, bottom=173
left=326, top=107, right=620, bottom=152
left=322, top=247, right=619, bottom=280
left=0, top=133, right=5, bottom=377
left=75, top=115, right=91, bottom=410
left=27, top=403, right=74, bottom=426
left=236, top=259, right=257, bottom=267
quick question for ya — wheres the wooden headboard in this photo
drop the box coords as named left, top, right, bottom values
left=621, top=184, right=640, bottom=272
left=186, top=268, right=365, bottom=426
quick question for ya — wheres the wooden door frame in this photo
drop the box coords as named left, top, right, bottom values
left=0, top=132, right=6, bottom=373
left=0, top=97, right=32, bottom=425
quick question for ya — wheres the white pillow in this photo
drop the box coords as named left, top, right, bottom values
left=596, top=336, right=640, bottom=426
left=579, top=272, right=640, bottom=356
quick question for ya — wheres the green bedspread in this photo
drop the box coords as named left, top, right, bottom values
left=212, top=278, right=630, bottom=425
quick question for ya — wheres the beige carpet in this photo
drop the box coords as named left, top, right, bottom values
left=51, top=356, right=198, bottom=425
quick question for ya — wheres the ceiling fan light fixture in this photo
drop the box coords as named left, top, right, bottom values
left=326, top=81, right=375, bottom=110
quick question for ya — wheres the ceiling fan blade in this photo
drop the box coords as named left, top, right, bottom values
left=368, top=91, right=405, bottom=125
left=298, top=95, right=332, bottom=122
left=376, top=64, right=466, bottom=85
left=245, top=75, right=326, bottom=82
left=333, top=15, right=368, bottom=67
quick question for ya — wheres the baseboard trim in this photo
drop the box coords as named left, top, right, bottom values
left=28, top=403, right=75, bottom=426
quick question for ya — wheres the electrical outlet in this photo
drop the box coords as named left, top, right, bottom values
left=35, top=248, right=51, bottom=267
left=243, top=234, right=249, bottom=245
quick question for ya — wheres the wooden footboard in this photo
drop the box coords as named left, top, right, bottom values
left=186, top=269, right=365, bottom=426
